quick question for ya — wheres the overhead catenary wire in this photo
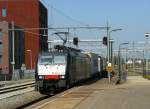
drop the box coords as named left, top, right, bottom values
left=40, top=0, right=90, bottom=27
left=6, top=26, right=110, bottom=42
left=8, top=26, right=109, bottom=31
left=7, top=26, right=110, bottom=41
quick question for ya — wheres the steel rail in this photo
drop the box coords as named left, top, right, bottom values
left=0, top=82, right=35, bottom=94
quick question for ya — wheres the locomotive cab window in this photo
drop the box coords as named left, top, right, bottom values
left=39, top=56, right=54, bottom=64
left=54, top=55, right=66, bottom=64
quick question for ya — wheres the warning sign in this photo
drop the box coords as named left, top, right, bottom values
left=108, top=63, right=112, bottom=67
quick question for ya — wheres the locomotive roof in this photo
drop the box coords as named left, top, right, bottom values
left=54, top=45, right=82, bottom=52
left=39, top=45, right=101, bottom=58
left=39, top=49, right=89, bottom=58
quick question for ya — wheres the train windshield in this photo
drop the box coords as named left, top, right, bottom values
left=39, top=56, right=53, bottom=65
left=54, top=55, right=66, bottom=64
left=39, top=55, right=66, bottom=65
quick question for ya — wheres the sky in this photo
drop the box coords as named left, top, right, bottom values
left=41, top=0, right=150, bottom=49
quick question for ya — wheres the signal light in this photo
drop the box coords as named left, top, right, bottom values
left=73, top=37, right=79, bottom=46
left=103, top=37, right=107, bottom=46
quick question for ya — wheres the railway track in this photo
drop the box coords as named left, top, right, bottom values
left=0, top=81, right=35, bottom=100
left=0, top=82, right=35, bottom=94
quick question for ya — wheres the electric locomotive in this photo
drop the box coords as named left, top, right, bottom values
left=35, top=45, right=105, bottom=94
left=35, top=45, right=91, bottom=94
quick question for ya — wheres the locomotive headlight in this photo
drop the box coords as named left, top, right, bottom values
left=39, top=76, right=43, bottom=79
left=60, top=75, right=65, bottom=79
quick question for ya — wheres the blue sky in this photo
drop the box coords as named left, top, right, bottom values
left=41, top=0, right=150, bottom=48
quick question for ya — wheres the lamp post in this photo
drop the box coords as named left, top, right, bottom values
left=144, top=33, right=150, bottom=73
left=11, top=21, right=16, bottom=80
left=26, top=50, right=32, bottom=69
left=107, top=29, right=122, bottom=83
left=118, top=42, right=129, bottom=82
left=108, top=29, right=122, bottom=63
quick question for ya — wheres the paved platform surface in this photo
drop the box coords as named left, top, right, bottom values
left=74, top=76, right=150, bottom=109
left=30, top=76, right=150, bottom=109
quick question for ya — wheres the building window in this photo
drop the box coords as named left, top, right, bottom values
left=0, top=32, right=2, bottom=44
left=0, top=31, right=2, bottom=37
left=0, top=55, right=2, bottom=63
left=2, top=8, right=7, bottom=17
left=0, top=43, right=3, bottom=50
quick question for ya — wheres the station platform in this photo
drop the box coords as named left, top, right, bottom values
left=33, top=76, right=150, bottom=109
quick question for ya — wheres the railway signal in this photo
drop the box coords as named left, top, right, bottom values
left=103, top=37, right=107, bottom=46
left=73, top=37, right=79, bottom=46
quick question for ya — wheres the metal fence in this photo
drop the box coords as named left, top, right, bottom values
left=0, top=69, right=35, bottom=81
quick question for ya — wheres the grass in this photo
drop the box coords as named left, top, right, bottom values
left=143, top=75, right=150, bottom=79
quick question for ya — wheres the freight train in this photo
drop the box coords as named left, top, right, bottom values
left=35, top=45, right=106, bottom=94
